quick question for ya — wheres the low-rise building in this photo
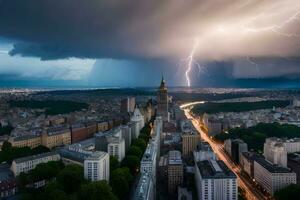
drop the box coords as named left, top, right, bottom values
left=70, top=124, right=88, bottom=143
left=84, top=151, right=109, bottom=182
left=42, top=126, right=71, bottom=148
left=254, top=157, right=296, bottom=195
left=195, top=160, right=238, bottom=200
left=11, top=152, right=60, bottom=176
left=9, top=135, right=42, bottom=148
left=97, top=121, right=109, bottom=132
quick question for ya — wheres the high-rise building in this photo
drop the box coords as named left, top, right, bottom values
left=240, top=152, right=262, bottom=178
left=254, top=157, right=296, bottom=195
left=120, top=97, right=136, bottom=114
left=168, top=150, right=183, bottom=193
left=157, top=76, right=168, bottom=121
left=107, top=136, right=125, bottom=162
left=130, top=106, right=145, bottom=137
left=182, top=131, right=199, bottom=157
left=195, top=160, right=238, bottom=200
left=224, top=139, right=248, bottom=164
left=121, top=125, right=131, bottom=151
left=181, top=120, right=200, bottom=157
left=193, top=142, right=216, bottom=162
left=264, top=138, right=288, bottom=167
left=84, top=151, right=109, bottom=182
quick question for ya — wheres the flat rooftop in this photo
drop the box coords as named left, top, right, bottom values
left=168, top=150, right=182, bottom=165
left=255, top=157, right=293, bottom=173
left=85, top=151, right=108, bottom=161
left=13, top=152, right=59, bottom=164
left=197, top=160, right=236, bottom=179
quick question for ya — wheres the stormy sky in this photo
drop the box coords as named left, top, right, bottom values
left=0, top=0, right=300, bottom=87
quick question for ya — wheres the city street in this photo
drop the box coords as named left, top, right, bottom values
left=182, top=104, right=268, bottom=200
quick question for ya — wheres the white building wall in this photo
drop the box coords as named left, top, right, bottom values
left=84, top=152, right=109, bottom=182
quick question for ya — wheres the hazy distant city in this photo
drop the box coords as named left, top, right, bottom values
left=0, top=80, right=300, bottom=200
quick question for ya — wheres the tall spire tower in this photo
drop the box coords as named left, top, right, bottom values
left=157, top=76, right=168, bottom=121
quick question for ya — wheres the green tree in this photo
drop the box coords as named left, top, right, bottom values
left=131, top=138, right=147, bottom=152
left=138, top=133, right=150, bottom=143
left=31, top=145, right=50, bottom=154
left=110, top=167, right=133, bottom=198
left=274, top=184, right=300, bottom=200
left=78, top=181, right=117, bottom=200
left=122, top=155, right=140, bottom=175
left=1, top=140, right=12, bottom=151
left=57, top=164, right=84, bottom=194
left=109, top=156, right=120, bottom=172
left=127, top=146, right=143, bottom=158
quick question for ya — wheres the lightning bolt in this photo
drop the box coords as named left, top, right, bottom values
left=243, top=10, right=300, bottom=37
left=185, top=39, right=200, bottom=87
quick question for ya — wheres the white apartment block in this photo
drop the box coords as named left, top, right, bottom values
left=11, top=152, right=60, bottom=176
left=107, top=137, right=125, bottom=162
left=264, top=138, right=289, bottom=167
left=195, top=160, right=237, bottom=200
left=141, top=142, right=157, bottom=175
left=131, top=106, right=145, bottom=137
left=84, top=151, right=109, bottom=182
left=254, top=157, right=296, bottom=195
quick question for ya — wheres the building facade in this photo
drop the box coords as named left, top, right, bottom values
left=264, top=138, right=288, bottom=167
left=254, top=157, right=296, bottom=195
left=11, top=152, right=60, bottom=176
left=120, top=97, right=136, bottom=114
left=168, top=150, right=183, bottom=193
left=195, top=160, right=237, bottom=200
left=42, top=126, right=71, bottom=149
left=9, top=135, right=41, bottom=148
left=130, top=106, right=145, bottom=138
left=107, top=136, right=125, bottom=162
left=182, top=132, right=199, bottom=157
left=84, top=151, right=109, bottom=182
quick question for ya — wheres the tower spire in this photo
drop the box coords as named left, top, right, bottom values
left=160, top=75, right=165, bottom=89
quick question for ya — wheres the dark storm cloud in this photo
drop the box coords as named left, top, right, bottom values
left=0, top=0, right=160, bottom=60
left=1, top=0, right=300, bottom=61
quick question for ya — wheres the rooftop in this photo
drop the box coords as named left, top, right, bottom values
left=85, top=151, right=108, bottom=161
left=197, top=160, right=236, bottom=179
left=58, top=148, right=91, bottom=163
left=168, top=150, right=182, bottom=165
left=12, top=134, right=40, bottom=141
left=13, top=152, right=59, bottom=164
left=46, top=126, right=70, bottom=136
left=255, top=157, right=293, bottom=173
left=134, top=173, right=152, bottom=200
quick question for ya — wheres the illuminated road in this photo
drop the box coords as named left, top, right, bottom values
left=181, top=103, right=268, bottom=200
